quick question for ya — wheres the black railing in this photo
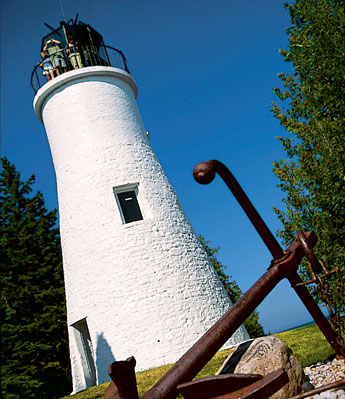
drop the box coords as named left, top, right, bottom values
left=31, top=44, right=130, bottom=94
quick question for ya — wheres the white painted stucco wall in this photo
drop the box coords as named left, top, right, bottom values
left=34, top=67, right=249, bottom=394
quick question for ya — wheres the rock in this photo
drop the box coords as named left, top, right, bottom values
left=337, top=390, right=345, bottom=399
left=217, top=336, right=305, bottom=399
left=304, top=357, right=345, bottom=388
left=302, top=381, right=315, bottom=391
left=320, top=392, right=332, bottom=398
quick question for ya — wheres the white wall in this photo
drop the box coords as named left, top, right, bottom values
left=34, top=67, right=249, bottom=393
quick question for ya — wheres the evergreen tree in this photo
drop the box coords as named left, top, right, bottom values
left=272, top=1, right=345, bottom=312
left=199, top=235, right=264, bottom=338
left=0, top=158, right=71, bottom=399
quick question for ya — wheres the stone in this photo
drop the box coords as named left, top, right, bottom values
left=217, top=336, right=305, bottom=399
left=302, top=381, right=315, bottom=391
left=304, top=357, right=345, bottom=388
left=337, top=391, right=345, bottom=399
left=320, top=392, right=332, bottom=399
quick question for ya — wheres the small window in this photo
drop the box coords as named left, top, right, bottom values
left=113, top=184, right=144, bottom=224
left=117, top=190, right=143, bottom=223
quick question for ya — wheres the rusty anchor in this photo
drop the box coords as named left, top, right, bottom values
left=105, top=159, right=345, bottom=399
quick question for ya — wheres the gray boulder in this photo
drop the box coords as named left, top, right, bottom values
left=217, top=336, right=305, bottom=399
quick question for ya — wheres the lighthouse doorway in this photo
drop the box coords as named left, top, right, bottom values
left=72, top=318, right=97, bottom=387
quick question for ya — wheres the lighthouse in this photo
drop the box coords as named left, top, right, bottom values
left=32, top=20, right=249, bottom=394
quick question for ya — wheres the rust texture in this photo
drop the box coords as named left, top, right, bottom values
left=288, top=378, right=345, bottom=399
left=105, top=356, right=139, bottom=399
left=193, top=160, right=284, bottom=260
left=141, top=233, right=315, bottom=399
left=176, top=373, right=263, bottom=399
left=193, top=160, right=345, bottom=357
left=295, top=231, right=345, bottom=350
left=212, top=368, right=289, bottom=399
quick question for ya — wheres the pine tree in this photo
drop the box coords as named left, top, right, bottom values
left=0, top=158, right=71, bottom=399
left=272, top=1, right=345, bottom=313
left=199, top=235, right=264, bottom=338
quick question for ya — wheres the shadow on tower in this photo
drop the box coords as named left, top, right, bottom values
left=96, top=332, right=116, bottom=385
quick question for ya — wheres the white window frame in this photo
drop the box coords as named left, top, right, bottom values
left=113, top=182, right=149, bottom=224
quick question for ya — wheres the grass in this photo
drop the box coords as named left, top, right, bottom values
left=60, top=322, right=335, bottom=399
left=274, top=322, right=335, bottom=367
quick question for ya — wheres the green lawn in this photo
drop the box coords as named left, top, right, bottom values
left=274, top=322, right=335, bottom=366
left=60, top=322, right=335, bottom=399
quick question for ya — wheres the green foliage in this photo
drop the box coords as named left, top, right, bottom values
left=272, top=0, right=345, bottom=312
left=199, top=235, right=264, bottom=338
left=0, top=158, right=71, bottom=398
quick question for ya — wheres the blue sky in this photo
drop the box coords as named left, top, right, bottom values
left=1, top=0, right=319, bottom=334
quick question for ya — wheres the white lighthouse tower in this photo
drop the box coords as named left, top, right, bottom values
left=32, top=21, right=249, bottom=393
